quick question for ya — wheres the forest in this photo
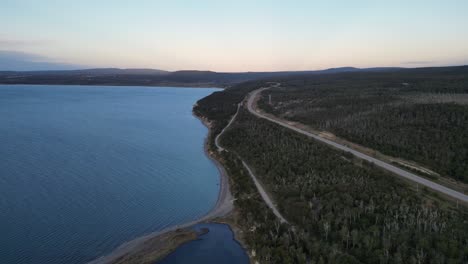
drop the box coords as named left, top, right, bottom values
left=221, top=108, right=468, bottom=263
left=257, top=66, right=468, bottom=183
left=194, top=67, right=468, bottom=263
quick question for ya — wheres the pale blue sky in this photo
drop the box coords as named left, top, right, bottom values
left=1, top=0, right=468, bottom=71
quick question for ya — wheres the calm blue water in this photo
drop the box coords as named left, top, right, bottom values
left=158, top=223, right=249, bottom=264
left=0, top=85, right=221, bottom=264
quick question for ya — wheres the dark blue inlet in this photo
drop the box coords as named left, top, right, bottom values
left=158, top=223, right=249, bottom=264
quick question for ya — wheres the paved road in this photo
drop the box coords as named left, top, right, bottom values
left=247, top=87, right=468, bottom=204
left=215, top=101, right=288, bottom=223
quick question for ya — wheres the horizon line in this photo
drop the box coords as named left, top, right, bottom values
left=2, top=64, right=468, bottom=74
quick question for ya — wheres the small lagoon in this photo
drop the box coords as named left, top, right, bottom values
left=158, top=223, right=249, bottom=264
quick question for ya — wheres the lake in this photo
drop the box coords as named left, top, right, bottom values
left=0, top=85, right=221, bottom=264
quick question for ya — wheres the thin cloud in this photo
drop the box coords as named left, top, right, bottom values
left=401, top=61, right=437, bottom=65
left=0, top=50, right=84, bottom=71
left=0, top=38, right=50, bottom=48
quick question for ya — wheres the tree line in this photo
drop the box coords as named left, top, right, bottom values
left=258, top=67, right=468, bottom=183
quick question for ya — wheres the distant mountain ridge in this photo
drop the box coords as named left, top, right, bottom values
left=0, top=66, right=405, bottom=87
left=0, top=68, right=170, bottom=76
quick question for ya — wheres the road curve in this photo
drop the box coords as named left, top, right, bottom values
left=247, top=87, right=468, bottom=204
left=215, top=101, right=288, bottom=223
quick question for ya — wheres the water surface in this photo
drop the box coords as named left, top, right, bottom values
left=158, top=223, right=249, bottom=264
left=0, top=85, right=221, bottom=264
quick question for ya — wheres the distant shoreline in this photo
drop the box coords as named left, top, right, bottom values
left=87, top=108, right=233, bottom=264
left=0, top=83, right=226, bottom=89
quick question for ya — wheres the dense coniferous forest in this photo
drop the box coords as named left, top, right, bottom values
left=194, top=67, right=468, bottom=263
left=257, top=66, right=468, bottom=183
left=194, top=80, right=262, bottom=144
left=222, top=108, right=468, bottom=263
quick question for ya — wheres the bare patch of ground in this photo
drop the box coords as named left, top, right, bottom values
left=403, top=93, right=468, bottom=105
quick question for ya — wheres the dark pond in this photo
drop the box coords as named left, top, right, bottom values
left=158, top=223, right=249, bottom=264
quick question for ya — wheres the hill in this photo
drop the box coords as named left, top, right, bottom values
left=0, top=67, right=400, bottom=88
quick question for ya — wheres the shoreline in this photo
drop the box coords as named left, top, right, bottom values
left=87, top=111, right=233, bottom=264
left=190, top=111, right=234, bottom=221
left=0, top=83, right=227, bottom=89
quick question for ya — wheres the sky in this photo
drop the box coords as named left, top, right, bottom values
left=1, top=0, right=468, bottom=71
